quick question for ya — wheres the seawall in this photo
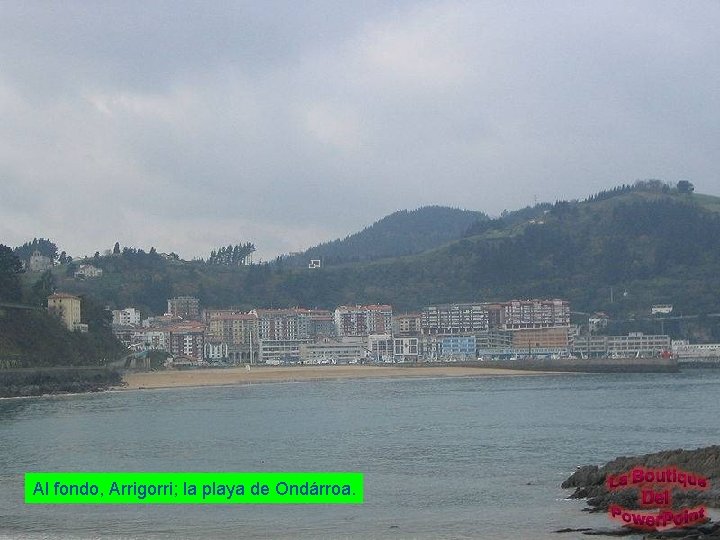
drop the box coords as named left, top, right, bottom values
left=460, top=357, right=679, bottom=373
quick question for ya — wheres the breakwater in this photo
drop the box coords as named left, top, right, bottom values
left=460, top=356, right=679, bottom=373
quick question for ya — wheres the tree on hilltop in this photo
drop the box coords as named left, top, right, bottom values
left=207, top=242, right=256, bottom=266
left=677, top=180, right=695, bottom=194
left=13, top=238, right=58, bottom=263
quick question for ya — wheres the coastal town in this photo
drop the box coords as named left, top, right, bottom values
left=45, top=293, right=720, bottom=367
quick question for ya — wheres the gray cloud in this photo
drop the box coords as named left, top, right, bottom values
left=1, top=1, right=719, bottom=260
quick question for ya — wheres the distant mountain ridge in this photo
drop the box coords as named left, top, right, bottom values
left=282, top=206, right=487, bottom=267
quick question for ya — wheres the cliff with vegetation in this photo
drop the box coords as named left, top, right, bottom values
left=0, top=245, right=126, bottom=374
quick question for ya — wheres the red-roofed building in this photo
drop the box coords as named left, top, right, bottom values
left=167, top=321, right=206, bottom=361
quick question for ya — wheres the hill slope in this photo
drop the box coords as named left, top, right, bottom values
left=45, top=185, right=720, bottom=341
left=283, top=206, right=487, bottom=267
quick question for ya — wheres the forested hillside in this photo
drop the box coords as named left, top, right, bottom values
left=282, top=206, right=487, bottom=267
left=0, top=245, right=126, bottom=368
left=20, top=184, right=720, bottom=342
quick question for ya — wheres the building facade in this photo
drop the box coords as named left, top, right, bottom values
left=334, top=305, right=393, bottom=337
left=421, top=304, right=489, bottom=335
left=131, top=329, right=168, bottom=352
left=299, top=342, right=364, bottom=364
left=112, top=307, right=141, bottom=326
left=167, top=296, right=201, bottom=320
left=29, top=251, right=53, bottom=272
left=368, top=334, right=394, bottom=362
left=501, top=299, right=570, bottom=330
left=672, top=341, right=720, bottom=361
left=74, top=264, right=103, bottom=278
left=393, top=337, right=420, bottom=362
left=393, top=313, right=422, bottom=336
left=440, top=335, right=477, bottom=358
left=259, top=339, right=310, bottom=364
left=206, top=311, right=259, bottom=363
left=166, top=321, right=206, bottom=361
left=204, top=341, right=229, bottom=362
left=572, top=333, right=671, bottom=358
left=47, top=293, right=85, bottom=332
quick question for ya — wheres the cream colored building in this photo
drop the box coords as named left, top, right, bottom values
left=29, top=250, right=53, bottom=272
left=47, top=293, right=86, bottom=332
left=205, top=311, right=259, bottom=362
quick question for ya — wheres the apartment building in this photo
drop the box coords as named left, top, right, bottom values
left=167, top=296, right=201, bottom=320
left=393, top=313, right=422, bottom=337
left=253, top=308, right=310, bottom=340
left=299, top=341, right=364, bottom=364
left=368, top=334, right=394, bottom=362
left=440, top=335, right=477, bottom=358
left=74, top=264, right=103, bottom=278
left=166, top=321, right=206, bottom=361
left=259, top=339, right=310, bottom=364
left=333, top=305, right=393, bottom=337
left=47, top=292, right=87, bottom=332
left=204, top=340, right=229, bottom=362
left=393, top=337, right=420, bottom=362
left=511, top=327, right=570, bottom=350
left=112, top=307, right=141, bottom=326
left=305, top=309, right=336, bottom=338
left=501, top=299, right=570, bottom=330
left=421, top=304, right=489, bottom=335
left=572, top=333, right=671, bottom=358
left=205, top=311, right=259, bottom=362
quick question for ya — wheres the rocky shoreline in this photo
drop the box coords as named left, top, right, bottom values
left=559, top=446, right=720, bottom=538
left=0, top=367, right=122, bottom=398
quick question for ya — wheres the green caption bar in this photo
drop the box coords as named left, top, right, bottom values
left=25, top=472, right=363, bottom=504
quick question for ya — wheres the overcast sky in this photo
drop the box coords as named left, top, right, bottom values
left=1, top=1, right=719, bottom=260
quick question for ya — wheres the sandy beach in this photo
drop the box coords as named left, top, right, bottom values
left=122, top=365, right=551, bottom=390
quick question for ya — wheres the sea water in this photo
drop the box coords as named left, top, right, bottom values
left=1, top=369, right=719, bottom=539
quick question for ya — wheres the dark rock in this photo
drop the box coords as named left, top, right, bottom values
left=563, top=465, right=604, bottom=489
left=581, top=527, right=638, bottom=536
left=561, top=446, right=720, bottom=512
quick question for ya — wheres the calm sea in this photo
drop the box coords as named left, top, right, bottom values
left=1, top=369, right=719, bottom=539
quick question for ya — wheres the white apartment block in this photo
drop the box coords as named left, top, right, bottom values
left=421, top=303, right=490, bottom=335
left=113, top=307, right=141, bottom=326
left=393, top=337, right=420, bottom=361
left=131, top=329, right=168, bottom=352
left=502, top=299, right=570, bottom=330
left=75, top=264, right=103, bottom=278
left=368, top=334, right=394, bottom=362
left=204, top=341, right=229, bottom=361
left=259, top=339, right=310, bottom=364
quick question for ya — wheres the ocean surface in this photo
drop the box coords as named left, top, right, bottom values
left=1, top=369, right=720, bottom=539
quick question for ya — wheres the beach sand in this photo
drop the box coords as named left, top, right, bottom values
left=122, top=365, right=551, bottom=390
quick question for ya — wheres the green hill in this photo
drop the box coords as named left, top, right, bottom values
left=0, top=308, right=126, bottom=369
left=316, top=185, right=720, bottom=316
left=33, top=183, right=720, bottom=342
left=282, top=206, right=488, bottom=267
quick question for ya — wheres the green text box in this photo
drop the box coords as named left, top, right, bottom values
left=25, top=472, right=363, bottom=504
